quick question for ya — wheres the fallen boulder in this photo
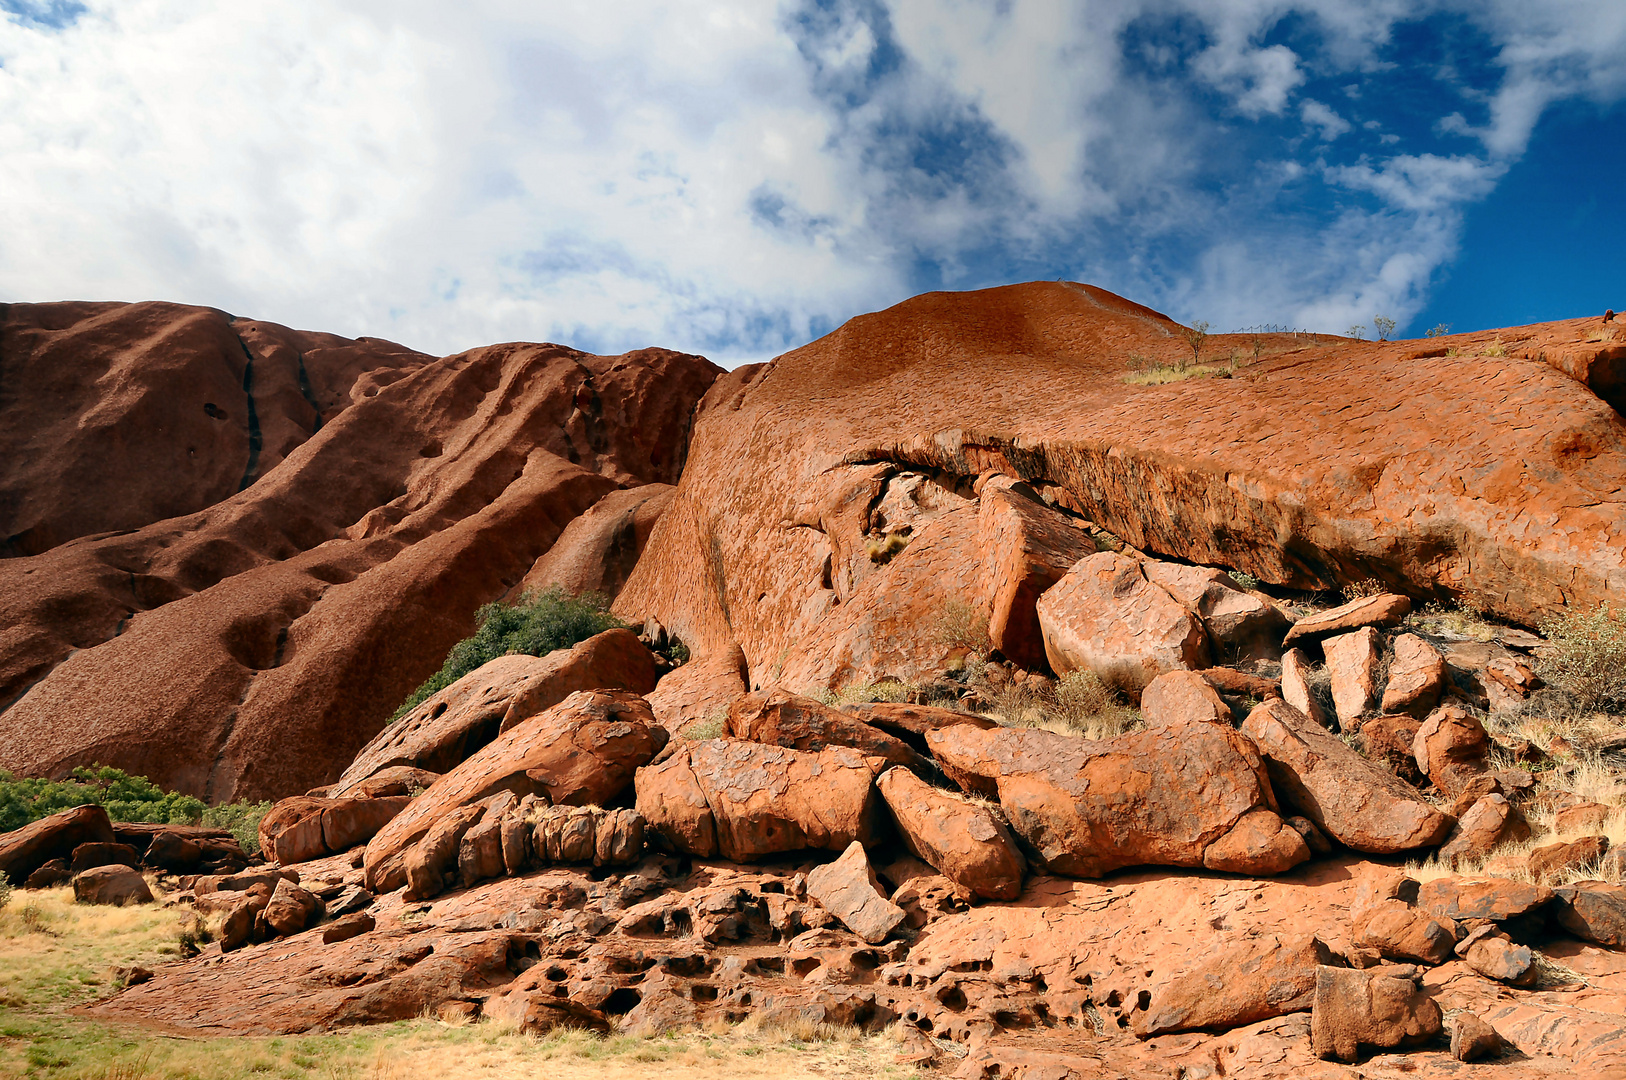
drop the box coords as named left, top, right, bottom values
left=1283, top=594, right=1411, bottom=646
left=337, top=629, right=658, bottom=793
left=1134, top=934, right=1331, bottom=1037
left=0, top=804, right=115, bottom=885
left=321, top=911, right=376, bottom=945
left=805, top=841, right=906, bottom=944
left=1279, top=648, right=1331, bottom=729
left=1552, top=883, right=1626, bottom=946
left=1529, top=836, right=1610, bottom=881
left=635, top=739, right=883, bottom=862
left=924, top=720, right=1309, bottom=877
left=263, top=877, right=321, bottom=936
left=1436, top=794, right=1528, bottom=867
left=725, top=689, right=929, bottom=773
left=1358, top=714, right=1424, bottom=785
left=1450, top=1012, right=1505, bottom=1063
left=1141, top=561, right=1290, bottom=662
left=1323, top=627, right=1380, bottom=729
left=259, top=796, right=412, bottom=865
left=875, top=766, right=1025, bottom=901
left=975, top=478, right=1096, bottom=669
left=73, top=865, right=153, bottom=906
left=1241, top=699, right=1452, bottom=853
left=1310, top=965, right=1441, bottom=1062
left=1415, top=878, right=1553, bottom=922
left=1035, top=551, right=1210, bottom=696
left=68, top=842, right=140, bottom=874
left=1379, top=634, right=1447, bottom=718
left=1138, top=669, right=1231, bottom=727
left=1412, top=704, right=1490, bottom=793
left=838, top=701, right=998, bottom=751
left=365, top=689, right=665, bottom=893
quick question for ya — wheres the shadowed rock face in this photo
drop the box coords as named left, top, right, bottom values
left=614, top=282, right=1626, bottom=692
left=0, top=303, right=720, bottom=801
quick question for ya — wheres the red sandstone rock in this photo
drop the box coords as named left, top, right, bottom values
left=0, top=323, right=718, bottom=802
left=0, top=804, right=115, bottom=885
left=263, top=877, right=321, bottom=936
left=805, top=841, right=906, bottom=944
left=1324, top=627, right=1381, bottom=728
left=404, top=804, right=485, bottom=902
left=974, top=478, right=1096, bottom=668
left=1280, top=648, right=1331, bottom=728
left=1241, top=700, right=1452, bottom=853
left=1450, top=1011, right=1505, bottom=1062
left=73, top=865, right=154, bottom=906
left=1484, top=654, right=1542, bottom=713
left=924, top=720, right=1308, bottom=877
left=1555, top=801, right=1612, bottom=834
left=259, top=796, right=412, bottom=865
left=1134, top=934, right=1331, bottom=1037
left=724, top=689, right=929, bottom=773
left=342, top=766, right=442, bottom=799
left=1552, top=883, right=1626, bottom=946
left=1416, top=878, right=1553, bottom=922
left=1529, top=836, right=1610, bottom=881
left=837, top=702, right=998, bottom=749
left=68, top=842, right=140, bottom=874
left=1035, top=551, right=1211, bottom=696
left=1141, top=560, right=1290, bottom=661
left=1413, top=704, right=1491, bottom=792
left=321, top=911, right=375, bottom=944
left=875, top=766, right=1025, bottom=901
left=1436, top=794, right=1529, bottom=867
left=1458, top=928, right=1534, bottom=984
left=1353, top=899, right=1458, bottom=964
left=1359, top=714, right=1425, bottom=785
left=1284, top=594, right=1412, bottom=646
left=336, top=630, right=657, bottom=795
left=365, top=690, right=664, bottom=892
left=635, top=739, right=882, bottom=862
left=1310, top=965, right=1441, bottom=1062
left=1198, top=666, right=1281, bottom=700
left=640, top=644, right=748, bottom=733
left=1381, top=634, right=1448, bottom=718
left=1139, top=669, right=1231, bottom=726
left=518, top=485, right=675, bottom=600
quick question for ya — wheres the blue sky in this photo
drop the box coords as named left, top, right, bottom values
left=2, top=1, right=1623, bottom=363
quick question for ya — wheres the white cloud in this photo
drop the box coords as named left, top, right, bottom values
left=0, top=0, right=1622, bottom=362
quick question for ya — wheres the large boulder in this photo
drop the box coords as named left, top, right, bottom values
left=1284, top=594, right=1412, bottom=646
left=336, top=629, right=658, bottom=793
left=1310, top=965, right=1441, bottom=1062
left=1140, top=561, right=1290, bottom=661
left=1138, top=669, right=1231, bottom=727
left=724, top=689, right=929, bottom=773
left=1323, top=627, right=1380, bottom=729
left=1241, top=700, right=1452, bottom=853
left=974, top=478, right=1097, bottom=669
left=640, top=644, right=749, bottom=733
left=258, top=796, right=413, bottom=865
left=875, top=766, right=1025, bottom=901
left=1035, top=551, right=1211, bottom=697
left=924, top=720, right=1309, bottom=877
left=1412, top=704, right=1491, bottom=793
left=838, top=702, right=999, bottom=750
left=0, top=307, right=719, bottom=803
left=1552, top=883, right=1626, bottom=946
left=1134, top=934, right=1331, bottom=1037
left=635, top=739, right=883, bottom=862
left=364, top=690, right=665, bottom=892
left=0, top=804, right=116, bottom=885
left=73, top=865, right=154, bottom=906
left=1379, top=634, right=1447, bottom=718
left=804, top=841, right=906, bottom=944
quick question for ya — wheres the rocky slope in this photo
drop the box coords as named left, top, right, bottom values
left=0, top=301, right=721, bottom=801
left=614, top=282, right=1626, bottom=698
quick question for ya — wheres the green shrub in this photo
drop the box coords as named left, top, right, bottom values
left=393, top=587, right=624, bottom=720
left=0, top=874, right=11, bottom=912
left=201, top=801, right=275, bottom=857
left=0, top=766, right=205, bottom=834
left=1540, top=602, right=1626, bottom=713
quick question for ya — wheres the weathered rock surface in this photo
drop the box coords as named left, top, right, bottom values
left=1450, top=1011, right=1505, bottom=1062
left=1134, top=934, right=1331, bottom=1037
left=1142, top=560, right=1290, bottom=662
left=1311, top=964, right=1442, bottom=1062
left=1552, top=883, right=1626, bottom=946
left=804, top=841, right=906, bottom=944
left=258, top=796, right=413, bottom=865
left=365, top=690, right=665, bottom=892
left=1530, top=836, right=1611, bottom=881
left=518, top=484, right=676, bottom=600
left=635, top=739, right=882, bottom=862
left=1241, top=699, right=1453, bottom=853
left=1284, top=594, right=1412, bottom=646
left=1416, top=878, right=1554, bottom=922
left=1324, top=626, right=1381, bottom=728
left=1414, top=704, right=1492, bottom=792
left=1279, top=648, right=1331, bottom=729
left=724, top=689, right=929, bottom=773
left=336, top=630, right=658, bottom=794
left=68, top=842, right=140, bottom=874
left=974, top=478, right=1096, bottom=669
left=0, top=804, right=116, bottom=885
left=924, top=720, right=1309, bottom=877
left=837, top=701, right=998, bottom=749
left=1381, top=633, right=1448, bottom=717
left=1138, top=669, right=1231, bottom=726
left=1035, top=551, right=1211, bottom=696
left=875, top=766, right=1025, bottom=900
left=1359, top=713, right=1425, bottom=785
left=0, top=312, right=719, bottom=801
left=73, top=865, right=154, bottom=906
left=1437, top=793, right=1529, bottom=867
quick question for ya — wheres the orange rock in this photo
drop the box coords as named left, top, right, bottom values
left=1380, top=634, right=1447, bottom=718
left=336, top=629, right=657, bottom=793
left=642, top=644, right=748, bottom=733
left=1134, top=934, right=1332, bottom=1036
left=837, top=701, right=998, bottom=749
left=973, top=478, right=1095, bottom=669
left=925, top=721, right=1308, bottom=877
left=1324, top=627, right=1381, bottom=729
left=1139, top=669, right=1231, bottom=726
left=1280, top=648, right=1331, bottom=728
left=1241, top=700, right=1452, bottom=853
left=71, top=865, right=154, bottom=906
left=724, top=689, right=929, bottom=773
left=258, top=795, right=412, bottom=865
left=518, top=485, right=675, bottom=600
left=1284, top=595, right=1412, bottom=646
left=1436, top=794, right=1529, bottom=867
left=1529, top=836, right=1610, bottom=881
left=1359, top=714, right=1424, bottom=785
left=1412, top=704, right=1491, bottom=792
left=0, top=804, right=115, bottom=886
left=875, top=766, right=1025, bottom=901
left=1310, top=965, right=1441, bottom=1062
left=804, top=841, right=906, bottom=944
left=1035, top=551, right=1211, bottom=696
left=364, top=690, right=665, bottom=892
left=1141, top=561, right=1289, bottom=662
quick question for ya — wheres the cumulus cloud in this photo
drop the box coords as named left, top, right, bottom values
left=0, top=0, right=1623, bottom=361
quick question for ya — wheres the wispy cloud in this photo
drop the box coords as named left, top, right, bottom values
left=1, top=1, right=1623, bottom=363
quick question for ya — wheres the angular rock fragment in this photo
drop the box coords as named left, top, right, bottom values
left=1552, top=883, right=1626, bottom=946
left=0, top=804, right=115, bottom=885
left=1283, top=594, right=1411, bottom=646
left=975, top=477, right=1097, bottom=669
left=1450, top=1012, right=1505, bottom=1062
left=875, top=766, right=1025, bottom=900
left=1241, top=700, right=1452, bottom=853
left=404, top=805, right=484, bottom=901
left=1310, top=965, right=1441, bottom=1062
left=1380, top=634, right=1447, bottom=718
left=1035, top=551, right=1210, bottom=696
left=1353, top=900, right=1458, bottom=965
left=1529, top=836, right=1610, bottom=881
left=1141, top=561, right=1290, bottom=662
left=1415, top=878, right=1553, bottom=922
left=259, top=796, right=413, bottom=865
left=725, top=689, right=929, bottom=773
left=1139, top=669, right=1231, bottom=727
left=263, top=878, right=321, bottom=936
left=1458, top=928, right=1534, bottom=984
left=838, top=701, right=999, bottom=750
left=1358, top=714, right=1424, bottom=785
left=321, top=911, right=376, bottom=944
left=1279, top=648, right=1331, bottom=729
left=1412, top=704, right=1491, bottom=793
left=1436, top=794, right=1528, bottom=867
left=1134, top=934, right=1331, bottom=1037
left=925, top=720, right=1308, bottom=877
left=1324, top=627, right=1381, bottom=729
left=805, top=842, right=906, bottom=944
left=69, top=842, right=140, bottom=873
